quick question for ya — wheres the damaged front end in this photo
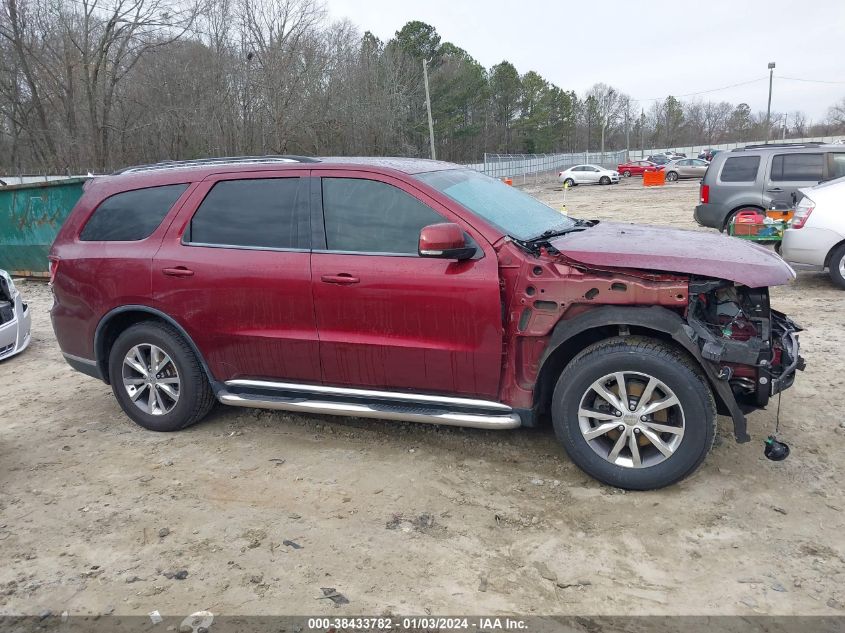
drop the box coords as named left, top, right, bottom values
left=685, top=279, right=805, bottom=440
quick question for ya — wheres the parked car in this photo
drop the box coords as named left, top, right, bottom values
left=646, top=155, right=672, bottom=166
left=0, top=268, right=31, bottom=360
left=558, top=164, right=620, bottom=186
left=694, top=143, right=845, bottom=231
left=663, top=158, right=710, bottom=182
left=50, top=156, right=804, bottom=490
left=665, top=151, right=687, bottom=158
left=698, top=148, right=715, bottom=160
left=781, top=176, right=845, bottom=289
left=616, top=160, right=660, bottom=177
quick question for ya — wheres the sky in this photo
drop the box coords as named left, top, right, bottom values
left=323, top=0, right=845, bottom=122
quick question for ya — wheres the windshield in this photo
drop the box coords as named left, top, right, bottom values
left=415, top=169, right=575, bottom=240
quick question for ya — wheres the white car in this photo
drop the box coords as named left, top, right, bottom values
left=0, top=269, right=32, bottom=360
left=558, top=164, right=620, bottom=186
left=780, top=176, right=845, bottom=289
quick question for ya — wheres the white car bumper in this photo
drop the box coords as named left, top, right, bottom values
left=781, top=227, right=843, bottom=268
left=0, top=287, right=32, bottom=360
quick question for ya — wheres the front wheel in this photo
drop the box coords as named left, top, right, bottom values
left=665, top=171, right=679, bottom=182
left=599, top=176, right=611, bottom=185
left=829, top=243, right=845, bottom=290
left=623, top=170, right=631, bottom=177
left=563, top=178, right=575, bottom=187
left=551, top=337, right=716, bottom=490
left=108, top=321, right=215, bottom=431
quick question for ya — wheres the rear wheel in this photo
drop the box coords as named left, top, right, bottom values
left=108, top=321, right=215, bottom=431
left=551, top=337, right=716, bottom=490
left=829, top=243, right=845, bottom=290
left=665, top=171, right=679, bottom=182
left=599, top=176, right=611, bottom=185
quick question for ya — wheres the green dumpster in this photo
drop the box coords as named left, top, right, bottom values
left=0, top=177, right=88, bottom=276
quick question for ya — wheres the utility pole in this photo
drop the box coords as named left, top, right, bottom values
left=640, top=109, right=645, bottom=157
left=782, top=113, right=787, bottom=141
left=765, top=62, right=776, bottom=143
left=624, top=99, right=630, bottom=161
left=422, top=58, right=436, bottom=160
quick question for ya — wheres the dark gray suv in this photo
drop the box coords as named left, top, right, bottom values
left=694, top=143, right=845, bottom=230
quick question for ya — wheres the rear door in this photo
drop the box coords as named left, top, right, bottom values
left=153, top=170, right=321, bottom=384
left=310, top=170, right=503, bottom=399
left=765, top=152, right=825, bottom=208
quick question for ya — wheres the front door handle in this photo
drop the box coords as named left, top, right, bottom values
left=321, top=273, right=360, bottom=285
left=767, top=187, right=783, bottom=193
left=162, top=266, right=194, bottom=278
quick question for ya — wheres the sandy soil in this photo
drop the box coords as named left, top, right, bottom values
left=1, top=177, right=844, bottom=619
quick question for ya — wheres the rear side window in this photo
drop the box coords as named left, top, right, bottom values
left=770, top=153, right=824, bottom=182
left=188, top=178, right=309, bottom=249
left=322, top=178, right=444, bottom=254
left=830, top=153, right=845, bottom=179
left=80, top=184, right=188, bottom=241
left=720, top=156, right=760, bottom=182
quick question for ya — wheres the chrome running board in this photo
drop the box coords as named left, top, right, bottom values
left=217, top=380, right=521, bottom=430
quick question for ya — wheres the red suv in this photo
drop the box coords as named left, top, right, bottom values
left=50, top=156, right=804, bottom=489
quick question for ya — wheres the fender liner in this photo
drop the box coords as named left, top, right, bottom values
left=94, top=305, right=221, bottom=393
left=539, top=305, right=750, bottom=443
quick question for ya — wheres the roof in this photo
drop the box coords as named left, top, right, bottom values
left=111, top=155, right=463, bottom=179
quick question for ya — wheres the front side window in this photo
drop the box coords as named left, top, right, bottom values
left=770, top=153, right=824, bottom=182
left=188, top=178, right=308, bottom=249
left=321, top=178, right=444, bottom=254
left=720, top=156, right=761, bottom=182
left=80, top=184, right=188, bottom=241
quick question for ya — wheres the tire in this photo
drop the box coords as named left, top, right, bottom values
left=665, top=171, right=679, bottom=182
left=829, top=243, right=845, bottom=290
left=623, top=170, right=631, bottom=177
left=551, top=337, right=716, bottom=490
left=108, top=321, right=215, bottom=432
left=563, top=178, right=575, bottom=187
left=599, top=176, right=611, bottom=185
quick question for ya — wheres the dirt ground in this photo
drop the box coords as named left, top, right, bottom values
left=2, top=177, right=844, bottom=619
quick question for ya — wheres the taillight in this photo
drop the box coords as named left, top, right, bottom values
left=700, top=184, right=710, bottom=204
left=791, top=206, right=813, bottom=229
left=48, top=256, right=59, bottom=285
left=791, top=196, right=814, bottom=229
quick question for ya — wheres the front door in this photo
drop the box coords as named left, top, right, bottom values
left=153, top=171, right=321, bottom=384
left=310, top=171, right=503, bottom=399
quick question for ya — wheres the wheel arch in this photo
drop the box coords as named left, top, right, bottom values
left=533, top=305, right=750, bottom=442
left=823, top=237, right=845, bottom=268
left=94, top=305, right=218, bottom=390
left=723, top=203, right=765, bottom=231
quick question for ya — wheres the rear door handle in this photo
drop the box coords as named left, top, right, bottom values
left=320, top=273, right=360, bottom=285
left=162, top=266, right=194, bottom=277
left=767, top=187, right=783, bottom=193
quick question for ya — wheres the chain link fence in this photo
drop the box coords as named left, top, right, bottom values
left=465, top=151, right=628, bottom=181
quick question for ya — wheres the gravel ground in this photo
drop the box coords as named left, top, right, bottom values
left=1, top=177, right=844, bottom=618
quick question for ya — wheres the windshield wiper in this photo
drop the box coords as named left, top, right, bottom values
left=526, top=219, right=599, bottom=242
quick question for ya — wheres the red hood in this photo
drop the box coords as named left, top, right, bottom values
left=550, top=222, right=795, bottom=287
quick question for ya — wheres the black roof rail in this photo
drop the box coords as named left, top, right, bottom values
left=733, top=142, right=826, bottom=152
left=113, top=155, right=321, bottom=175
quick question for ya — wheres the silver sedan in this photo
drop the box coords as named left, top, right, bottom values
left=0, top=269, right=32, bottom=360
left=663, top=158, right=710, bottom=181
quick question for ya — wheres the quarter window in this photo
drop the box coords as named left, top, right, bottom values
left=770, top=153, right=824, bottom=182
left=80, top=184, right=188, bottom=241
left=830, top=153, right=845, bottom=179
left=321, top=178, right=444, bottom=254
left=720, top=156, right=761, bottom=182
left=188, top=178, right=308, bottom=249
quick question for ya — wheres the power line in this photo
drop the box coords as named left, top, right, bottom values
left=632, top=77, right=768, bottom=103
left=778, top=75, right=845, bottom=85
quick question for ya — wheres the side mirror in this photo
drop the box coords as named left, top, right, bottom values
left=418, top=223, right=476, bottom=261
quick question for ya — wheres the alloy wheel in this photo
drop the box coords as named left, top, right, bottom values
left=122, top=344, right=181, bottom=415
left=577, top=371, right=685, bottom=468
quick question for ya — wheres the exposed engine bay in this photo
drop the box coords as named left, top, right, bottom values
left=686, top=278, right=805, bottom=413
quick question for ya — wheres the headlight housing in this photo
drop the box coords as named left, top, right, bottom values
left=0, top=270, right=16, bottom=296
